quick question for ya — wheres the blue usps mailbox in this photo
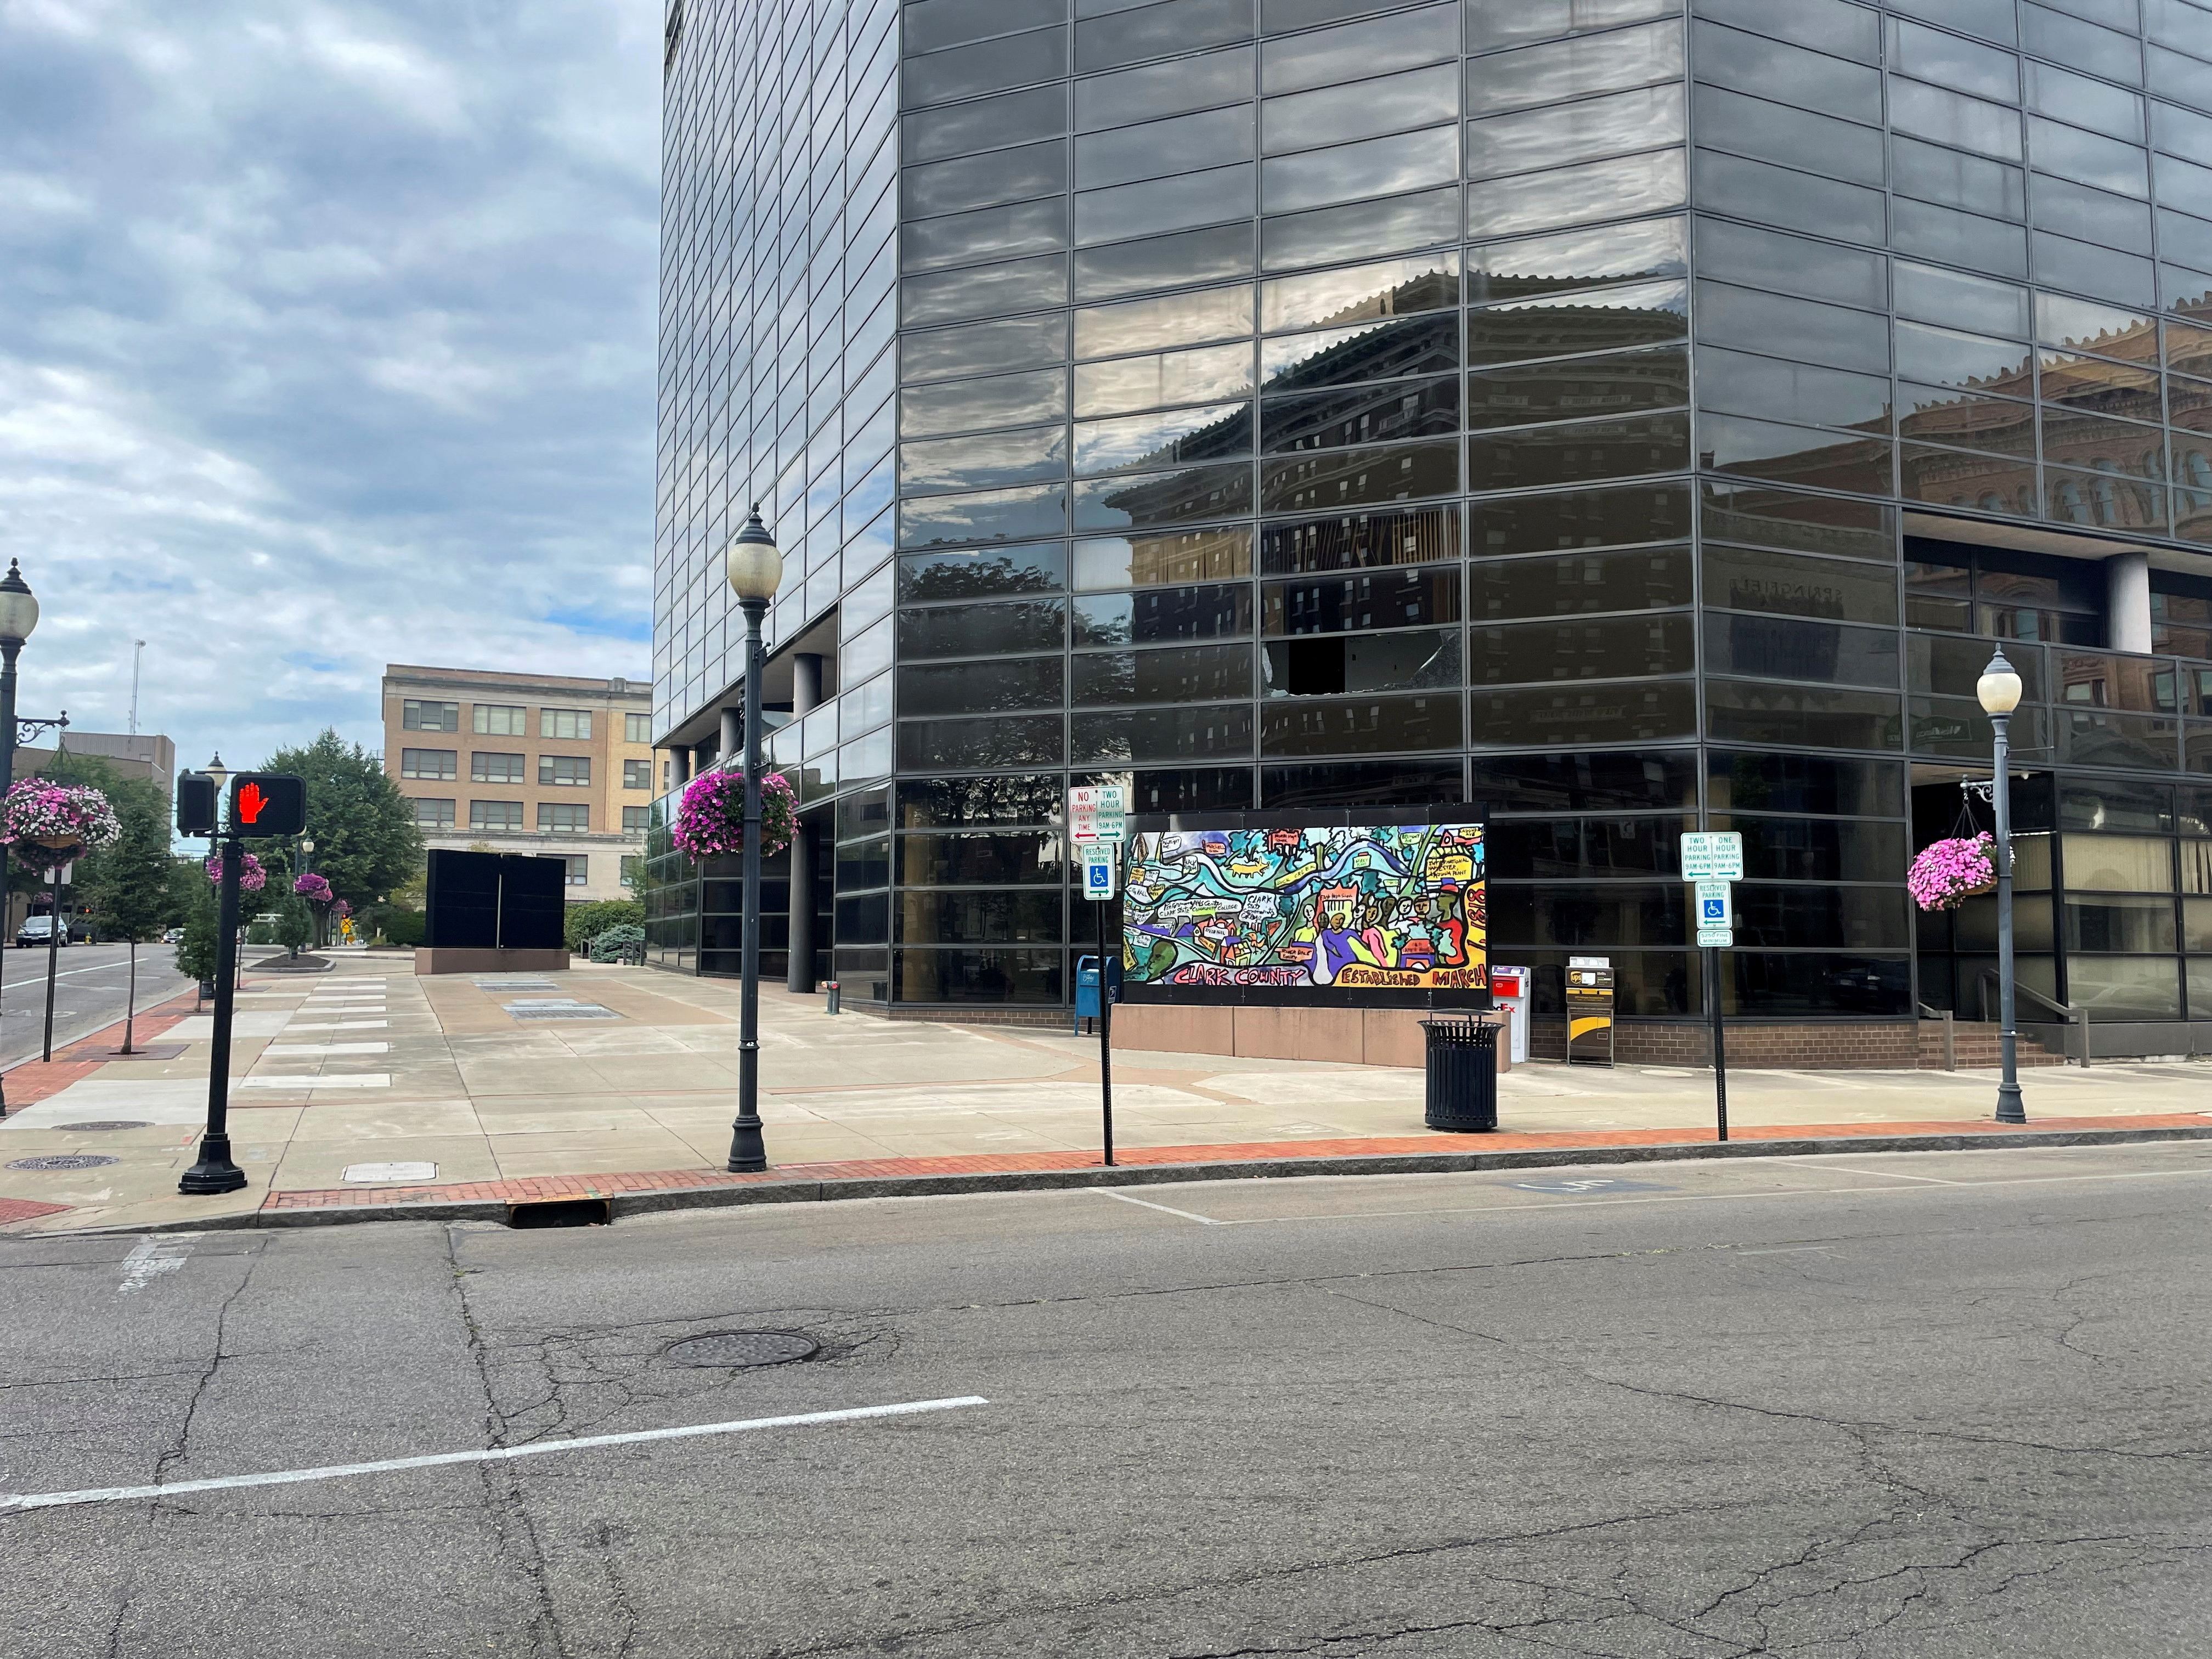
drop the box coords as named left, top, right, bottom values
left=1073, top=954, right=1121, bottom=1031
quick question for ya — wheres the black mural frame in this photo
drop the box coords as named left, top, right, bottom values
left=1118, top=802, right=1492, bottom=1012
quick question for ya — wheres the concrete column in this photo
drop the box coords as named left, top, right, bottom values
left=718, top=705, right=742, bottom=761
left=786, top=821, right=816, bottom=993
left=2107, top=551, right=2153, bottom=654
left=792, top=652, right=823, bottom=717
left=669, top=748, right=691, bottom=788
left=693, top=739, right=716, bottom=777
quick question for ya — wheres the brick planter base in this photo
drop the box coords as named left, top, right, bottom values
left=1528, top=1020, right=1921, bottom=1069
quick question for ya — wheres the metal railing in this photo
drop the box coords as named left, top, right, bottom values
left=1977, top=971, right=2092, bottom=1068
left=1915, top=1003, right=1956, bottom=1071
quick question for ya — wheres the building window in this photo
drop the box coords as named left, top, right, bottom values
left=625, top=712, right=651, bottom=743
left=472, top=752, right=525, bottom=784
left=413, top=798, right=456, bottom=829
left=620, top=855, right=642, bottom=888
left=540, top=755, right=592, bottom=787
left=623, top=758, right=652, bottom=789
left=539, top=803, right=590, bottom=833
left=540, top=708, right=592, bottom=740
left=403, top=700, right=459, bottom=732
left=471, top=800, right=524, bottom=831
left=564, top=855, right=589, bottom=886
left=622, top=805, right=651, bottom=831
left=473, top=704, right=527, bottom=736
left=399, top=748, right=457, bottom=781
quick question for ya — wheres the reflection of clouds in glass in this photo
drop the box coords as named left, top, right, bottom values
left=1465, top=148, right=1684, bottom=238
left=1075, top=402, right=1250, bottom=476
left=900, top=369, right=1068, bottom=439
left=1466, top=18, right=1684, bottom=117
left=1076, top=284, right=1254, bottom=359
left=1076, top=343, right=1253, bottom=419
left=1899, top=321, right=2034, bottom=391
left=897, top=426, right=1066, bottom=496
left=1465, top=83, right=1683, bottom=180
left=1074, top=162, right=1254, bottom=250
left=1262, top=313, right=1459, bottom=388
left=1260, top=126, right=1459, bottom=216
left=896, top=484, right=1066, bottom=550
left=1466, top=216, right=1686, bottom=302
left=1262, top=63, right=1460, bottom=157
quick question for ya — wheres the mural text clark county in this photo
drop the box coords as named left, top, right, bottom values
left=1122, top=822, right=1487, bottom=993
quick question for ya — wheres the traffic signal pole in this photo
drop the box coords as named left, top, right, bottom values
left=179, top=833, right=247, bottom=1194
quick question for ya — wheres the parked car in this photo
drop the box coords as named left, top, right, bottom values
left=163, top=927, right=185, bottom=945
left=15, top=916, right=67, bottom=949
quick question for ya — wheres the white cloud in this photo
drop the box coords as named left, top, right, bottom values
left=0, top=0, right=658, bottom=775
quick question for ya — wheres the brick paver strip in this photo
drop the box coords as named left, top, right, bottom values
left=262, top=1111, right=2212, bottom=1214
left=0, top=1198, right=72, bottom=1226
left=0, top=995, right=201, bottom=1109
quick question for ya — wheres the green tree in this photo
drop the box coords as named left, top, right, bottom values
left=173, top=864, right=222, bottom=999
left=77, top=776, right=173, bottom=1052
left=247, top=730, right=422, bottom=909
left=273, top=891, right=314, bottom=955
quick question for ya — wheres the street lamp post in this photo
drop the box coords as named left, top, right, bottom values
left=1978, top=648, right=2028, bottom=1126
left=723, top=507, right=783, bottom=1173
left=0, top=562, right=54, bottom=1118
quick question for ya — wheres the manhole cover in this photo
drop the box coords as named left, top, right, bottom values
left=663, top=1331, right=820, bottom=1369
left=7, top=1155, right=120, bottom=1171
left=55, top=1121, right=151, bottom=1132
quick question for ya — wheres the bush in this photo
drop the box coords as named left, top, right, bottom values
left=588, top=924, right=646, bottom=964
left=380, top=909, right=426, bottom=947
left=563, top=899, right=644, bottom=953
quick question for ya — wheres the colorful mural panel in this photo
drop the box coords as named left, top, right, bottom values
left=1122, top=821, right=1487, bottom=996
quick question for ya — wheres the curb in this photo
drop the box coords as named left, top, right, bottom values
left=37, top=1121, right=2212, bottom=1237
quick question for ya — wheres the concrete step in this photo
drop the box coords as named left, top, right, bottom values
left=1917, top=1020, right=2072, bottom=1068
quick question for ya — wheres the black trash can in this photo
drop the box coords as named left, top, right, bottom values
left=1421, top=1018, right=1499, bottom=1132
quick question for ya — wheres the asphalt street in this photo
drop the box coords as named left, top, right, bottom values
left=5, top=1142, right=2210, bottom=1657
left=0, top=940, right=191, bottom=1073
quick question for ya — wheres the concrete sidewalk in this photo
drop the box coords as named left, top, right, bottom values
left=2, top=957, right=2207, bottom=1235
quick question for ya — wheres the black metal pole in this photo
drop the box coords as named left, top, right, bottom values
left=40, top=862, right=61, bottom=1060
left=1993, top=713, right=2027, bottom=1125
left=727, top=595, right=769, bottom=1173
left=1707, top=946, right=1728, bottom=1142
left=122, top=939, right=137, bottom=1055
left=0, top=639, right=13, bottom=1115
left=1097, top=891, right=1115, bottom=1169
left=180, top=834, right=248, bottom=1194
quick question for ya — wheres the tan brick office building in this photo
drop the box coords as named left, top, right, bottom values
left=381, top=665, right=653, bottom=905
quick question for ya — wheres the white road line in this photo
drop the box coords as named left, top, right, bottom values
left=1193, top=1162, right=2212, bottom=1226
left=0, top=1396, right=990, bottom=1513
left=2, top=960, right=174, bottom=990
left=117, top=1235, right=194, bottom=1294
left=1771, top=1160, right=1964, bottom=1186
left=1094, top=1188, right=1224, bottom=1225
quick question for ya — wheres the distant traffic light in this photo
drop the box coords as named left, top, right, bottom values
left=177, top=772, right=218, bottom=836
left=230, top=773, right=307, bottom=837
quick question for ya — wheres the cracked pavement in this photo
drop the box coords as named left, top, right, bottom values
left=4, top=1141, right=2210, bottom=1657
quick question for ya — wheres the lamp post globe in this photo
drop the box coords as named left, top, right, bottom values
left=204, top=753, right=232, bottom=799
left=721, top=506, right=784, bottom=1174
left=1979, top=647, right=2028, bottom=1126
left=0, top=560, right=39, bottom=647
left=724, top=506, right=782, bottom=603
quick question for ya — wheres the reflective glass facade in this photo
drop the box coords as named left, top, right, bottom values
left=652, top=0, right=2212, bottom=1046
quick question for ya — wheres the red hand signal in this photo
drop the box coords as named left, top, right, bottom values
left=236, top=782, right=268, bottom=825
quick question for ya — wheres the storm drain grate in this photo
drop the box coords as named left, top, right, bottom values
left=8, top=1155, right=120, bottom=1171
left=662, top=1331, right=820, bottom=1369
left=55, top=1121, right=152, bottom=1132
left=503, top=998, right=620, bottom=1020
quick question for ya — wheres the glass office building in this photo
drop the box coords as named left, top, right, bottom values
left=650, top=0, right=2212, bottom=1058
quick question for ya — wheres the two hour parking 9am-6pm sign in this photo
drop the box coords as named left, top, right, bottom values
left=1069, top=786, right=1127, bottom=1167
left=1680, top=832, right=1743, bottom=1144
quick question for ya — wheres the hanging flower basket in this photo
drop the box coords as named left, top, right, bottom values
left=294, top=872, right=334, bottom=904
left=672, top=767, right=796, bottom=860
left=1, top=780, right=120, bottom=869
left=1909, top=833, right=1998, bottom=911
left=206, top=852, right=269, bottom=893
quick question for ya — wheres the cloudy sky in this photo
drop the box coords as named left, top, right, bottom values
left=0, top=0, right=662, bottom=781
